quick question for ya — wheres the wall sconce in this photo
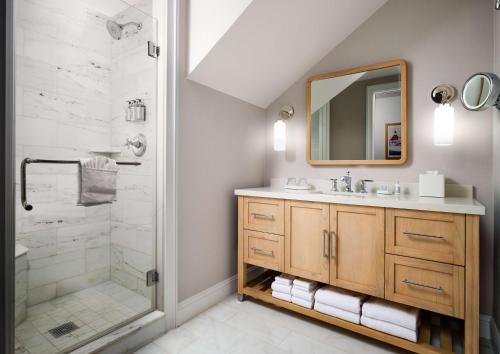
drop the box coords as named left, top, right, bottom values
left=431, top=84, right=456, bottom=146
left=274, top=105, right=294, bottom=151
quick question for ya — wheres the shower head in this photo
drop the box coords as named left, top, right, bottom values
left=106, top=20, right=142, bottom=40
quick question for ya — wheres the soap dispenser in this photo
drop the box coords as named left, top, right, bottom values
left=394, top=181, right=401, bottom=196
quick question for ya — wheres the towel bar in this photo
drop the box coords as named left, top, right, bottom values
left=20, top=158, right=141, bottom=211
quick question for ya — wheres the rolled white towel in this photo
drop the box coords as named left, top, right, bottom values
left=293, top=278, right=318, bottom=292
left=362, top=298, right=420, bottom=331
left=315, top=286, right=367, bottom=314
left=361, top=315, right=417, bottom=342
left=314, top=302, right=360, bottom=324
left=291, top=296, right=313, bottom=309
left=272, top=291, right=291, bottom=302
left=291, top=287, right=315, bottom=302
left=275, top=274, right=295, bottom=286
left=271, top=281, right=292, bottom=294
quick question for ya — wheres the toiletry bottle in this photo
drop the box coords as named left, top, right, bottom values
left=126, top=101, right=131, bottom=121
left=136, top=99, right=145, bottom=121
left=130, top=100, right=137, bottom=121
left=394, top=181, right=401, bottom=196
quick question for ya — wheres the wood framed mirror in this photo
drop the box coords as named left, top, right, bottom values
left=306, top=59, right=407, bottom=165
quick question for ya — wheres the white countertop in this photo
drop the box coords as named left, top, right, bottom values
left=234, top=187, right=485, bottom=215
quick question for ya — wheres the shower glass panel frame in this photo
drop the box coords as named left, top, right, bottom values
left=13, top=1, right=159, bottom=353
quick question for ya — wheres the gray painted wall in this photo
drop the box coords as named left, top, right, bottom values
left=493, top=3, right=500, bottom=328
left=178, top=1, right=267, bottom=302
left=265, top=0, right=495, bottom=315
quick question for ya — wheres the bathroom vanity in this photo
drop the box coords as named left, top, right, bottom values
left=235, top=187, right=484, bottom=354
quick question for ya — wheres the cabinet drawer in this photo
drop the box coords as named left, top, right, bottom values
left=386, top=209, right=465, bottom=265
left=385, top=255, right=464, bottom=318
left=244, top=197, right=284, bottom=235
left=243, top=230, right=284, bottom=271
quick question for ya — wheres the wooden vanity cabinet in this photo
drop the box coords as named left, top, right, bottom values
left=329, top=205, right=385, bottom=297
left=237, top=196, right=480, bottom=354
left=284, top=200, right=330, bottom=283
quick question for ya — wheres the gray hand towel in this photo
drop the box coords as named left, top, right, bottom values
left=79, top=156, right=119, bottom=205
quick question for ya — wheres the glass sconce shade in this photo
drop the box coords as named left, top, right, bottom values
left=274, top=119, right=286, bottom=151
left=433, top=103, right=454, bottom=146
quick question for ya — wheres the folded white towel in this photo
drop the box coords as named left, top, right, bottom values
left=291, top=287, right=315, bottom=302
left=315, top=286, right=367, bottom=314
left=291, top=296, right=313, bottom=309
left=79, top=156, right=119, bottom=205
left=271, top=281, right=292, bottom=294
left=272, top=291, right=291, bottom=302
left=275, top=274, right=295, bottom=286
left=362, top=298, right=420, bottom=331
left=361, top=315, right=417, bottom=342
left=293, top=278, right=318, bottom=292
left=314, top=302, right=360, bottom=324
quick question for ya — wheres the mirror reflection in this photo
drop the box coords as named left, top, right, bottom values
left=308, top=62, right=406, bottom=164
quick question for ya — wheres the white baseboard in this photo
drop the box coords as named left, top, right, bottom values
left=175, top=267, right=264, bottom=326
left=176, top=275, right=237, bottom=326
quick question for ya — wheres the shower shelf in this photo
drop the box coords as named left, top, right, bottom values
left=89, top=148, right=122, bottom=154
left=20, top=157, right=141, bottom=211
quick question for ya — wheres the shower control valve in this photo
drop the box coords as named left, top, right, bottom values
left=124, top=134, right=147, bottom=157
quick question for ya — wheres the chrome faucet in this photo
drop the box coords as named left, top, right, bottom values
left=340, top=171, right=352, bottom=192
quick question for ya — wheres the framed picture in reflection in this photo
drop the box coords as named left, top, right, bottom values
left=385, top=122, right=401, bottom=159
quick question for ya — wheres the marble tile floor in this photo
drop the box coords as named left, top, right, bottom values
left=135, top=295, right=416, bottom=354
left=15, top=281, right=151, bottom=354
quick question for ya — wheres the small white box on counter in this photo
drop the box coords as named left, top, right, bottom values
left=419, top=171, right=445, bottom=198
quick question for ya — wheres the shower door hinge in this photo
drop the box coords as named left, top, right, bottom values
left=148, top=41, right=160, bottom=58
left=146, top=270, right=159, bottom=286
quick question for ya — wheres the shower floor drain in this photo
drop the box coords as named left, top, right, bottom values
left=48, top=321, right=79, bottom=338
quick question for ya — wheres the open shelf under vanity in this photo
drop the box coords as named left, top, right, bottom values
left=241, top=270, right=463, bottom=354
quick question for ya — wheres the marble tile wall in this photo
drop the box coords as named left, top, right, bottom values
left=15, top=0, right=156, bottom=310
left=15, top=0, right=113, bottom=306
left=109, top=5, right=157, bottom=301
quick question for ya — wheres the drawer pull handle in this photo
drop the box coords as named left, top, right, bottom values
left=330, top=230, right=336, bottom=260
left=250, top=247, right=274, bottom=256
left=403, top=232, right=444, bottom=240
left=401, top=278, right=443, bottom=292
left=251, top=213, right=275, bottom=221
left=322, top=229, right=328, bottom=257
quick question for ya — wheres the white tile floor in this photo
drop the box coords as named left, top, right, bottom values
left=135, top=295, right=414, bottom=354
left=15, top=281, right=151, bottom=354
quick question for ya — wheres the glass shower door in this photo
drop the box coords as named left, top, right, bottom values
left=14, top=1, right=158, bottom=353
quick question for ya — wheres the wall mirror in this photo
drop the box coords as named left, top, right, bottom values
left=306, top=59, right=407, bottom=165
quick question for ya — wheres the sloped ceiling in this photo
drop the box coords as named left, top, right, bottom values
left=187, top=0, right=388, bottom=108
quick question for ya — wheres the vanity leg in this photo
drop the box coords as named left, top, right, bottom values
left=464, top=215, right=480, bottom=354
left=237, top=197, right=247, bottom=296
left=237, top=293, right=246, bottom=302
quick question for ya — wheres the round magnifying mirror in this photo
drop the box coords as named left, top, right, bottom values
left=461, top=72, right=500, bottom=111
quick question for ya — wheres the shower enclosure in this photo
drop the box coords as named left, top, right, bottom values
left=14, top=1, right=159, bottom=353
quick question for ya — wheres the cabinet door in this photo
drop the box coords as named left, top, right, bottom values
left=285, top=201, right=330, bottom=283
left=330, top=205, right=385, bottom=297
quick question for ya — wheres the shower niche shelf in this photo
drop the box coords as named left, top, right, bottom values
left=89, top=148, right=122, bottom=155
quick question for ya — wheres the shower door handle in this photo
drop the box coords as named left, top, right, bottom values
left=20, top=158, right=33, bottom=211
